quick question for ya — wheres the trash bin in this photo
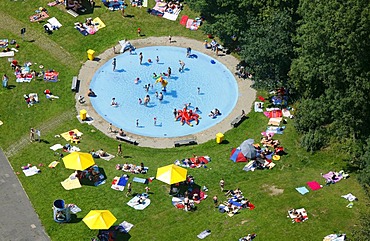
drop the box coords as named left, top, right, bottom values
left=216, top=133, right=224, bottom=144
left=80, top=109, right=87, bottom=121
left=53, top=199, right=71, bottom=223
left=87, top=49, right=95, bottom=60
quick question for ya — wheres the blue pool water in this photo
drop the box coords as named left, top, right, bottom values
left=90, top=46, right=238, bottom=138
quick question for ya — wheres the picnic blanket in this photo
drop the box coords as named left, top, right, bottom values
left=174, top=156, right=210, bottom=168
left=307, top=181, right=322, bottom=191
left=23, top=166, right=40, bottom=176
left=254, top=102, right=263, bottom=112
left=111, top=176, right=128, bottom=191
left=61, top=173, right=82, bottom=190
left=295, top=186, right=309, bottom=195
left=127, top=194, right=151, bottom=210
left=30, top=12, right=49, bottom=22
left=44, top=71, right=59, bottom=82
left=16, top=74, right=33, bottom=83
left=60, top=129, right=83, bottom=141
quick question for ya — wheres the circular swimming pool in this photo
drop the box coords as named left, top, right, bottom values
left=89, top=46, right=238, bottom=138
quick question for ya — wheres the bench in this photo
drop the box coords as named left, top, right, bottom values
left=174, top=139, right=197, bottom=147
left=116, top=135, right=138, bottom=145
left=71, top=76, right=78, bottom=92
left=231, top=115, right=246, bottom=128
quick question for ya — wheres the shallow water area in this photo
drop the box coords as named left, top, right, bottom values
left=90, top=46, right=238, bottom=138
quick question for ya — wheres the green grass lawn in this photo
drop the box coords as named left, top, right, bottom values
left=1, top=1, right=369, bottom=241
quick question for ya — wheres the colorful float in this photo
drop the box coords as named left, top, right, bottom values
left=175, top=108, right=201, bottom=126
left=155, top=76, right=168, bottom=91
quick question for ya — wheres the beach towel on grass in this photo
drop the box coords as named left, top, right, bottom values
left=48, top=161, right=59, bottom=168
left=47, top=17, right=62, bottom=29
left=23, top=166, right=40, bottom=176
left=133, top=177, right=147, bottom=184
left=266, top=126, right=284, bottom=134
left=254, top=102, right=264, bottom=112
left=127, top=195, right=151, bottom=210
left=180, top=15, right=188, bottom=26
left=111, top=176, right=128, bottom=191
left=186, top=19, right=194, bottom=29
left=197, top=230, right=211, bottom=239
left=100, top=153, right=115, bottom=161
left=341, top=193, right=357, bottom=202
left=296, top=186, right=309, bottom=195
left=61, top=174, right=82, bottom=190
left=60, top=129, right=83, bottom=141
left=50, top=143, right=63, bottom=151
left=322, top=171, right=344, bottom=183
left=117, top=221, right=134, bottom=233
left=268, top=117, right=282, bottom=126
left=307, top=181, right=321, bottom=191
left=92, top=17, right=106, bottom=30
left=0, top=51, right=14, bottom=58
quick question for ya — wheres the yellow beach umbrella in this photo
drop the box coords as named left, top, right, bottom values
left=62, top=152, right=95, bottom=171
left=156, top=164, right=187, bottom=185
left=82, top=210, right=117, bottom=230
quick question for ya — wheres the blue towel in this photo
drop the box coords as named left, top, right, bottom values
left=295, top=186, right=309, bottom=195
left=133, top=177, right=147, bottom=184
left=118, top=177, right=128, bottom=186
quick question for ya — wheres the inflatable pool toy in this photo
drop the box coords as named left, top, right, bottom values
left=210, top=60, right=216, bottom=64
left=155, top=76, right=168, bottom=90
left=175, top=108, right=201, bottom=126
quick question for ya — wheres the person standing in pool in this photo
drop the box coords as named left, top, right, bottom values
left=186, top=47, right=191, bottom=58
left=179, top=60, right=185, bottom=72
left=112, top=58, right=116, bottom=71
left=167, top=67, right=172, bottom=78
left=156, top=56, right=159, bottom=63
left=136, top=119, right=139, bottom=127
left=173, top=108, right=177, bottom=119
left=139, top=52, right=143, bottom=65
left=158, top=92, right=163, bottom=101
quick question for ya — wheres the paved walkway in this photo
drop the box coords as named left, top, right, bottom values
left=76, top=36, right=256, bottom=148
left=0, top=149, right=50, bottom=241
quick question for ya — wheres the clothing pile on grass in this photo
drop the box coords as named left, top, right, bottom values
left=295, top=170, right=350, bottom=196
left=148, top=0, right=182, bottom=21
left=74, top=17, right=106, bottom=36
left=218, top=188, right=255, bottom=217
left=174, top=156, right=210, bottom=168
left=171, top=175, right=207, bottom=212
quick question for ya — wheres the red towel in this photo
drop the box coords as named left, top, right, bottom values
left=307, top=181, right=321, bottom=191
left=258, top=96, right=265, bottom=102
left=180, top=15, right=189, bottom=26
